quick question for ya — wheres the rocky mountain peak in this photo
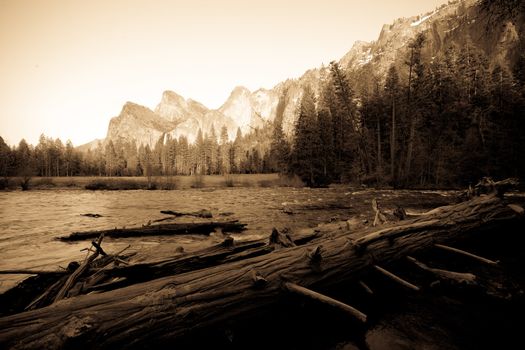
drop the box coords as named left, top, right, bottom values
left=96, top=0, right=521, bottom=150
left=231, top=86, right=251, bottom=96
left=154, top=90, right=208, bottom=123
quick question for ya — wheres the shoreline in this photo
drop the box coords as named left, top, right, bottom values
left=0, top=174, right=474, bottom=192
left=1, top=173, right=292, bottom=191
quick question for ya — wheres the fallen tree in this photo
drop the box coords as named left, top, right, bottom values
left=59, top=220, right=247, bottom=241
left=0, top=194, right=522, bottom=349
left=0, top=228, right=321, bottom=316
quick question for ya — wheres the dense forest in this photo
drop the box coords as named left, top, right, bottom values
left=2, top=28, right=525, bottom=189
left=288, top=40, right=525, bottom=187
left=0, top=125, right=275, bottom=181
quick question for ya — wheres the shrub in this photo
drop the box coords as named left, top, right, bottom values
left=258, top=179, right=278, bottom=187
left=191, top=174, right=205, bottom=188
left=223, top=174, right=235, bottom=187
left=19, top=176, right=32, bottom=191
left=278, top=174, right=304, bottom=188
left=33, top=177, right=56, bottom=188
left=85, top=180, right=110, bottom=190
left=159, top=176, right=178, bottom=190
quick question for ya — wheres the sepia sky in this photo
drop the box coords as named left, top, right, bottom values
left=0, top=0, right=446, bottom=146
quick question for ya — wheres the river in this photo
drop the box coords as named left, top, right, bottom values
left=1, top=186, right=393, bottom=292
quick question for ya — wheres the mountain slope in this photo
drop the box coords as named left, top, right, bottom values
left=98, top=0, right=523, bottom=149
left=106, top=102, right=177, bottom=146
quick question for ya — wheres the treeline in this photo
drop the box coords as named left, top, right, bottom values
left=279, top=33, right=525, bottom=187
left=0, top=125, right=279, bottom=182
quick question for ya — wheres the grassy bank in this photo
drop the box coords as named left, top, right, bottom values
left=1, top=174, right=304, bottom=191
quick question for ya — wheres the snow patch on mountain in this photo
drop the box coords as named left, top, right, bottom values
left=411, top=12, right=436, bottom=27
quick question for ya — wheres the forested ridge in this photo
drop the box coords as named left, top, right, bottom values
left=1, top=0, right=524, bottom=189
left=288, top=42, right=525, bottom=187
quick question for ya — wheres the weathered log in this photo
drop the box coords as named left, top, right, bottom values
left=358, top=280, right=374, bottom=295
left=22, top=251, right=134, bottom=312
left=434, top=244, right=498, bottom=266
left=53, top=235, right=105, bottom=303
left=24, top=276, right=68, bottom=311
left=373, top=265, right=420, bottom=291
left=58, top=220, right=247, bottom=241
left=0, top=270, right=67, bottom=275
left=159, top=209, right=213, bottom=218
left=80, top=213, right=103, bottom=218
left=0, top=195, right=522, bottom=349
left=284, top=282, right=367, bottom=323
left=1, top=229, right=321, bottom=316
left=95, top=229, right=319, bottom=288
left=269, top=227, right=295, bottom=248
left=475, top=177, right=519, bottom=197
left=393, top=206, right=407, bottom=220
left=372, top=198, right=388, bottom=226
left=406, top=256, right=477, bottom=285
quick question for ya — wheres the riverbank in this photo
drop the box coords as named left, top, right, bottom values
left=1, top=174, right=305, bottom=191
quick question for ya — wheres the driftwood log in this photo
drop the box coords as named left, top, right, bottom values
left=0, top=228, right=321, bottom=316
left=59, top=220, right=247, bottom=241
left=91, top=228, right=320, bottom=290
left=159, top=209, right=213, bottom=218
left=0, top=195, right=522, bottom=349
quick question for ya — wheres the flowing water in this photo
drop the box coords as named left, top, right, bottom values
left=0, top=186, right=383, bottom=292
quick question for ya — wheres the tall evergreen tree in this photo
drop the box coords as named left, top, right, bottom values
left=404, top=32, right=426, bottom=181
left=291, top=86, right=327, bottom=186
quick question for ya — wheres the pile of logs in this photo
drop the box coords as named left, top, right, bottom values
left=0, top=180, right=523, bottom=349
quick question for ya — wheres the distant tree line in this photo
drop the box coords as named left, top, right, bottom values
left=279, top=33, right=525, bottom=187
left=0, top=124, right=281, bottom=185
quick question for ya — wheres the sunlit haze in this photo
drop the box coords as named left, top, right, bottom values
left=0, top=0, right=446, bottom=146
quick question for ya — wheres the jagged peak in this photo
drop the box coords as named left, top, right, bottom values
left=218, top=86, right=252, bottom=111
left=351, top=40, right=372, bottom=49
left=187, top=98, right=208, bottom=109
left=231, top=86, right=251, bottom=95
left=160, top=90, right=186, bottom=103
left=162, top=90, right=184, bottom=98
left=121, top=101, right=152, bottom=113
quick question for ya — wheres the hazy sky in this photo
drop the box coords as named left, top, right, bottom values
left=0, top=0, right=446, bottom=146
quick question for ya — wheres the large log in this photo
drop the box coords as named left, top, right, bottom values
left=0, top=229, right=321, bottom=317
left=59, top=220, right=247, bottom=241
left=90, top=228, right=321, bottom=290
left=0, top=195, right=522, bottom=349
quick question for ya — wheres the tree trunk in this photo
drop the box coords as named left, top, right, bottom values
left=405, top=119, right=415, bottom=178
left=405, top=48, right=414, bottom=180
left=0, top=195, right=522, bottom=349
left=377, top=114, right=382, bottom=182
left=390, top=97, right=396, bottom=185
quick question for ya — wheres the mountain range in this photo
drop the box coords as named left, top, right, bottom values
left=79, top=0, right=523, bottom=151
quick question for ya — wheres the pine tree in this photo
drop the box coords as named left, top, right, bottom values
left=64, top=140, right=74, bottom=176
left=0, top=136, right=12, bottom=181
left=218, top=125, right=230, bottom=174
left=194, top=129, right=205, bottom=175
left=105, top=140, right=117, bottom=176
left=328, top=61, right=361, bottom=180
left=385, top=64, right=401, bottom=185
left=404, top=32, right=425, bottom=181
left=291, top=86, right=326, bottom=186
left=317, top=106, right=335, bottom=182
left=269, top=118, right=290, bottom=173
